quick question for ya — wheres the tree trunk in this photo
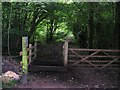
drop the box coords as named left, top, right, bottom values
left=29, top=13, right=48, bottom=39
left=46, top=19, right=58, bottom=43
left=115, top=3, right=120, bottom=88
left=88, top=3, right=94, bottom=49
left=49, top=19, right=54, bottom=43
left=28, top=8, right=39, bottom=37
left=114, top=2, right=120, bottom=49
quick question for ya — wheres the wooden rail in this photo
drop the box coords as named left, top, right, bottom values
left=28, top=42, right=37, bottom=64
left=69, top=48, right=120, bottom=52
left=68, top=55, right=120, bottom=58
left=69, top=48, right=120, bottom=69
left=63, top=40, right=120, bottom=69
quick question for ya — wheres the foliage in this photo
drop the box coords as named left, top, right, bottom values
left=2, top=79, right=18, bottom=88
left=2, top=2, right=119, bottom=54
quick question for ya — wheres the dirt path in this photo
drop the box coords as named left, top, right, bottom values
left=14, top=67, right=119, bottom=88
left=2, top=57, right=119, bottom=89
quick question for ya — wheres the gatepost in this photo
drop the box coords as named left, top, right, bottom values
left=21, top=37, right=28, bottom=84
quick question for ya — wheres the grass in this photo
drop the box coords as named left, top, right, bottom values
left=2, top=80, right=19, bottom=88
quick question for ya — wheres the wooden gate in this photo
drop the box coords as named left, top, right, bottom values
left=63, top=41, right=120, bottom=69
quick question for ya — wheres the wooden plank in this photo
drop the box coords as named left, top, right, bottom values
left=83, top=60, right=98, bottom=68
left=31, top=59, right=64, bottom=66
left=100, top=58, right=119, bottom=69
left=29, top=52, right=36, bottom=57
left=28, top=46, right=34, bottom=50
left=33, top=42, right=37, bottom=59
left=68, top=55, right=120, bottom=58
left=70, top=50, right=99, bottom=68
left=100, top=51, right=119, bottom=69
left=70, top=50, right=83, bottom=59
left=68, top=64, right=119, bottom=67
left=69, top=48, right=120, bottom=52
left=69, top=60, right=119, bottom=63
left=102, top=51, right=119, bottom=60
left=29, top=44, right=32, bottom=65
left=28, top=65, right=67, bottom=72
left=30, top=57, right=36, bottom=63
left=73, top=51, right=100, bottom=66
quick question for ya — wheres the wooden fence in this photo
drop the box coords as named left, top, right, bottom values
left=63, top=41, right=120, bottom=69
left=28, top=42, right=37, bottom=64
left=21, top=37, right=37, bottom=84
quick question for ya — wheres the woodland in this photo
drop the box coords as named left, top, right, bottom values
left=1, top=2, right=120, bottom=88
left=2, top=2, right=120, bottom=54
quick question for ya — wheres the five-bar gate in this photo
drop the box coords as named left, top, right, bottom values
left=63, top=41, right=120, bottom=69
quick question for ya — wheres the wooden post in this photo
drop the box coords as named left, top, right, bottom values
left=29, top=44, right=32, bottom=64
left=22, top=37, right=28, bottom=84
left=64, top=40, right=68, bottom=67
left=34, top=42, right=37, bottom=59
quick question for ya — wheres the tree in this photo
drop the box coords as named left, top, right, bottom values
left=88, top=3, right=94, bottom=49
left=114, top=2, right=120, bottom=49
left=2, top=2, right=118, bottom=54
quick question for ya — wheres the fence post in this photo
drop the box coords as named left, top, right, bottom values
left=29, top=44, right=32, bottom=64
left=64, top=40, right=68, bottom=67
left=34, top=42, right=37, bottom=59
left=22, top=37, right=28, bottom=84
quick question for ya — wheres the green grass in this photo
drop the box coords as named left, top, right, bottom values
left=2, top=80, right=19, bottom=88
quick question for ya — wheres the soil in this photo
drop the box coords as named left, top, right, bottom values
left=2, top=56, right=21, bottom=74
left=2, top=45, right=120, bottom=89
left=13, top=67, right=119, bottom=89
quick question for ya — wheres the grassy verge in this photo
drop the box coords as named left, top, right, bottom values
left=2, top=80, right=19, bottom=88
